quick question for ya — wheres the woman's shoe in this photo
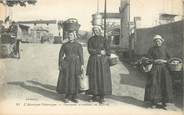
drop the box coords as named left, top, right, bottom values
left=71, top=99, right=79, bottom=103
left=89, top=96, right=98, bottom=102
left=63, top=98, right=69, bottom=103
left=99, top=98, right=105, bottom=104
left=157, top=105, right=167, bottom=110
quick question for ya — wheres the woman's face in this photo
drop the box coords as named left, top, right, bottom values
left=154, top=39, right=163, bottom=47
left=93, top=28, right=101, bottom=36
left=68, top=33, right=75, bottom=41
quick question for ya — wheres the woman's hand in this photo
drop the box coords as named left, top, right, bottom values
left=81, top=65, right=84, bottom=72
left=101, top=50, right=106, bottom=55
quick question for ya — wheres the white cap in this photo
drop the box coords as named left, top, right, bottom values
left=153, top=35, right=164, bottom=42
left=92, top=25, right=102, bottom=31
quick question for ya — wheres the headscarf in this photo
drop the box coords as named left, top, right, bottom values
left=92, top=25, right=102, bottom=32
left=153, top=34, right=164, bottom=42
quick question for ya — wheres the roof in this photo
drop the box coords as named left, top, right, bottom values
left=159, top=13, right=178, bottom=20
left=18, top=20, right=57, bottom=25
left=160, top=13, right=178, bottom=17
left=100, top=13, right=121, bottom=19
left=19, top=24, right=30, bottom=30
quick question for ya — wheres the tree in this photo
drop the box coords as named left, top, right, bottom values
left=0, top=0, right=37, bottom=7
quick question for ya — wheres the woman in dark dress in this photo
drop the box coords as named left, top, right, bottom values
left=144, top=35, right=174, bottom=109
left=86, top=26, right=112, bottom=104
left=56, top=32, right=84, bottom=103
left=9, top=21, right=20, bottom=58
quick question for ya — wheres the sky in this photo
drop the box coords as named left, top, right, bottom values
left=0, top=0, right=183, bottom=30
left=0, top=0, right=120, bottom=30
left=130, top=0, right=183, bottom=27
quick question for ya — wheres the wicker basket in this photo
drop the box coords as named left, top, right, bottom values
left=63, top=18, right=80, bottom=32
left=168, top=63, right=183, bottom=71
left=168, top=58, right=183, bottom=71
left=63, top=23, right=80, bottom=31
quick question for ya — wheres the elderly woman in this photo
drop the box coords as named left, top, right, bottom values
left=86, top=26, right=112, bottom=104
left=144, top=35, right=174, bottom=109
left=56, top=32, right=84, bottom=103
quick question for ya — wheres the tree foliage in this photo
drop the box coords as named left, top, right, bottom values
left=0, top=0, right=37, bottom=7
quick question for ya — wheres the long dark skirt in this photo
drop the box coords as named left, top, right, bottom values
left=144, top=64, right=173, bottom=104
left=56, top=58, right=81, bottom=94
left=86, top=55, right=112, bottom=95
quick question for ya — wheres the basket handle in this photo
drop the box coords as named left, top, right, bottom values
left=168, top=58, right=182, bottom=63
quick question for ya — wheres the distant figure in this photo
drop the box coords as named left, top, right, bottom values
left=144, top=35, right=174, bottom=109
left=9, top=21, right=18, bottom=37
left=0, top=24, right=5, bottom=34
left=56, top=32, right=84, bottom=103
left=0, top=24, right=5, bottom=40
left=86, top=26, right=112, bottom=104
left=9, top=21, right=20, bottom=58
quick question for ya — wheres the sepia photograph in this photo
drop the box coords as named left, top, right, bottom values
left=0, top=0, right=183, bottom=115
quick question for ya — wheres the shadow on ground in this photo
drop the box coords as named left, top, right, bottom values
left=119, top=62, right=146, bottom=88
left=7, top=80, right=183, bottom=109
left=7, top=80, right=90, bottom=102
left=27, top=80, right=56, bottom=91
left=6, top=80, right=149, bottom=108
left=7, top=81, right=64, bottom=101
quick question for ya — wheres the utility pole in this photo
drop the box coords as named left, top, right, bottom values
left=128, top=0, right=132, bottom=59
left=97, top=0, right=99, bottom=14
left=104, top=0, right=107, bottom=39
left=182, top=0, right=184, bottom=110
left=183, top=0, right=184, bottom=19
